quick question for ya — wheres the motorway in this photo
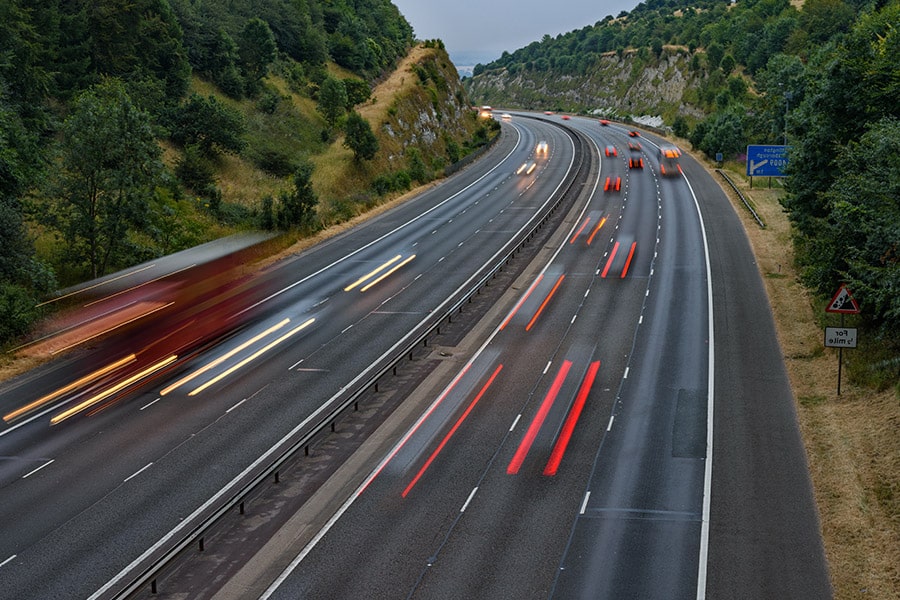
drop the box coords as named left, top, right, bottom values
left=0, top=113, right=831, bottom=600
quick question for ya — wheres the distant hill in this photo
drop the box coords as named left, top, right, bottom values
left=466, top=0, right=900, bottom=339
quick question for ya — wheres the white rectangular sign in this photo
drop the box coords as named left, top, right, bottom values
left=825, top=327, right=858, bottom=348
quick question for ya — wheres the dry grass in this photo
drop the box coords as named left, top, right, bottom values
left=313, top=44, right=433, bottom=203
left=712, top=164, right=900, bottom=599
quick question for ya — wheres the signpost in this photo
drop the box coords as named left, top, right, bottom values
left=746, top=144, right=789, bottom=188
left=825, top=285, right=861, bottom=395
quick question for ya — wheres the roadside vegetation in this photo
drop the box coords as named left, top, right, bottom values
left=0, top=1, right=496, bottom=347
left=710, top=158, right=899, bottom=599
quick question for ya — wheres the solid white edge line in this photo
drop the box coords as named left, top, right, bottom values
left=682, top=172, right=715, bottom=600
left=0, top=555, right=16, bottom=568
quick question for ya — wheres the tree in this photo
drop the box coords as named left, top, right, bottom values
left=317, top=76, right=348, bottom=130
left=277, top=161, right=318, bottom=230
left=238, top=18, right=277, bottom=95
left=343, top=111, right=378, bottom=162
left=343, top=78, right=371, bottom=107
left=406, top=147, right=428, bottom=183
left=170, top=93, right=246, bottom=157
left=809, top=118, right=900, bottom=333
left=50, top=79, right=164, bottom=279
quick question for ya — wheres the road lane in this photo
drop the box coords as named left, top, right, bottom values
left=0, top=117, right=585, bottom=599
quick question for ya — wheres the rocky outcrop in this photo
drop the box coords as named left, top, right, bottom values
left=465, top=49, right=707, bottom=121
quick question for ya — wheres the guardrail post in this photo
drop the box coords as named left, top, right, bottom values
left=274, top=471, right=280, bottom=483
left=240, top=501, right=245, bottom=515
left=151, top=579, right=157, bottom=594
left=199, top=537, right=204, bottom=552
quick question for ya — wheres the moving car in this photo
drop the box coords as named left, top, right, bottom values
left=516, top=161, right=537, bottom=175
left=605, top=145, right=618, bottom=157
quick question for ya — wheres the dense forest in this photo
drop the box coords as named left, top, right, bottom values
left=467, top=0, right=899, bottom=343
left=1, top=0, right=459, bottom=344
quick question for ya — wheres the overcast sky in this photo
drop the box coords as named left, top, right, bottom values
left=392, top=0, right=641, bottom=66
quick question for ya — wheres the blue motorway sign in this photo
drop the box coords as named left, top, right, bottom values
left=746, top=144, right=789, bottom=177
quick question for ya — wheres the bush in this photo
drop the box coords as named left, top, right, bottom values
left=0, top=283, right=41, bottom=345
left=175, top=144, right=216, bottom=191
left=372, top=170, right=411, bottom=195
left=247, top=146, right=299, bottom=177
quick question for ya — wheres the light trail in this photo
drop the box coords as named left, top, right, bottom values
left=160, top=318, right=291, bottom=396
left=569, top=216, right=591, bottom=244
left=601, top=242, right=621, bottom=278
left=525, top=274, right=565, bottom=332
left=3, top=355, right=137, bottom=423
left=401, top=364, right=503, bottom=498
left=586, top=216, right=608, bottom=246
left=343, top=255, right=402, bottom=291
left=620, top=242, right=638, bottom=278
left=359, top=255, right=416, bottom=292
left=544, top=361, right=600, bottom=476
left=507, top=360, right=572, bottom=474
left=50, top=355, right=178, bottom=425
left=187, top=318, right=315, bottom=396
left=500, top=274, right=544, bottom=331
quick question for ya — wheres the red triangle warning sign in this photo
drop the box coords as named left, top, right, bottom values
left=826, top=285, right=860, bottom=314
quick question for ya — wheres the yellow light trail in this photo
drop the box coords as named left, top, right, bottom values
left=188, top=318, right=315, bottom=396
left=50, top=355, right=179, bottom=425
left=160, top=318, right=291, bottom=396
left=360, top=255, right=416, bottom=292
left=344, top=255, right=403, bottom=292
left=3, top=354, right=137, bottom=423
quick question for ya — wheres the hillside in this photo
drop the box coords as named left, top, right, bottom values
left=0, top=1, right=495, bottom=347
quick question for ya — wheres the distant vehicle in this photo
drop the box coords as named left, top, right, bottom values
left=478, top=105, right=493, bottom=118
left=599, top=119, right=610, bottom=126
left=561, top=115, right=571, bottom=120
left=604, top=145, right=618, bottom=157
left=501, top=113, right=512, bottom=121
left=516, top=161, right=537, bottom=175
left=628, top=130, right=640, bottom=137
left=627, top=141, right=642, bottom=152
left=536, top=140, right=549, bottom=155
left=544, top=111, right=554, bottom=115
left=604, top=176, right=621, bottom=192
left=658, top=146, right=683, bottom=176
left=628, top=157, right=644, bottom=169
